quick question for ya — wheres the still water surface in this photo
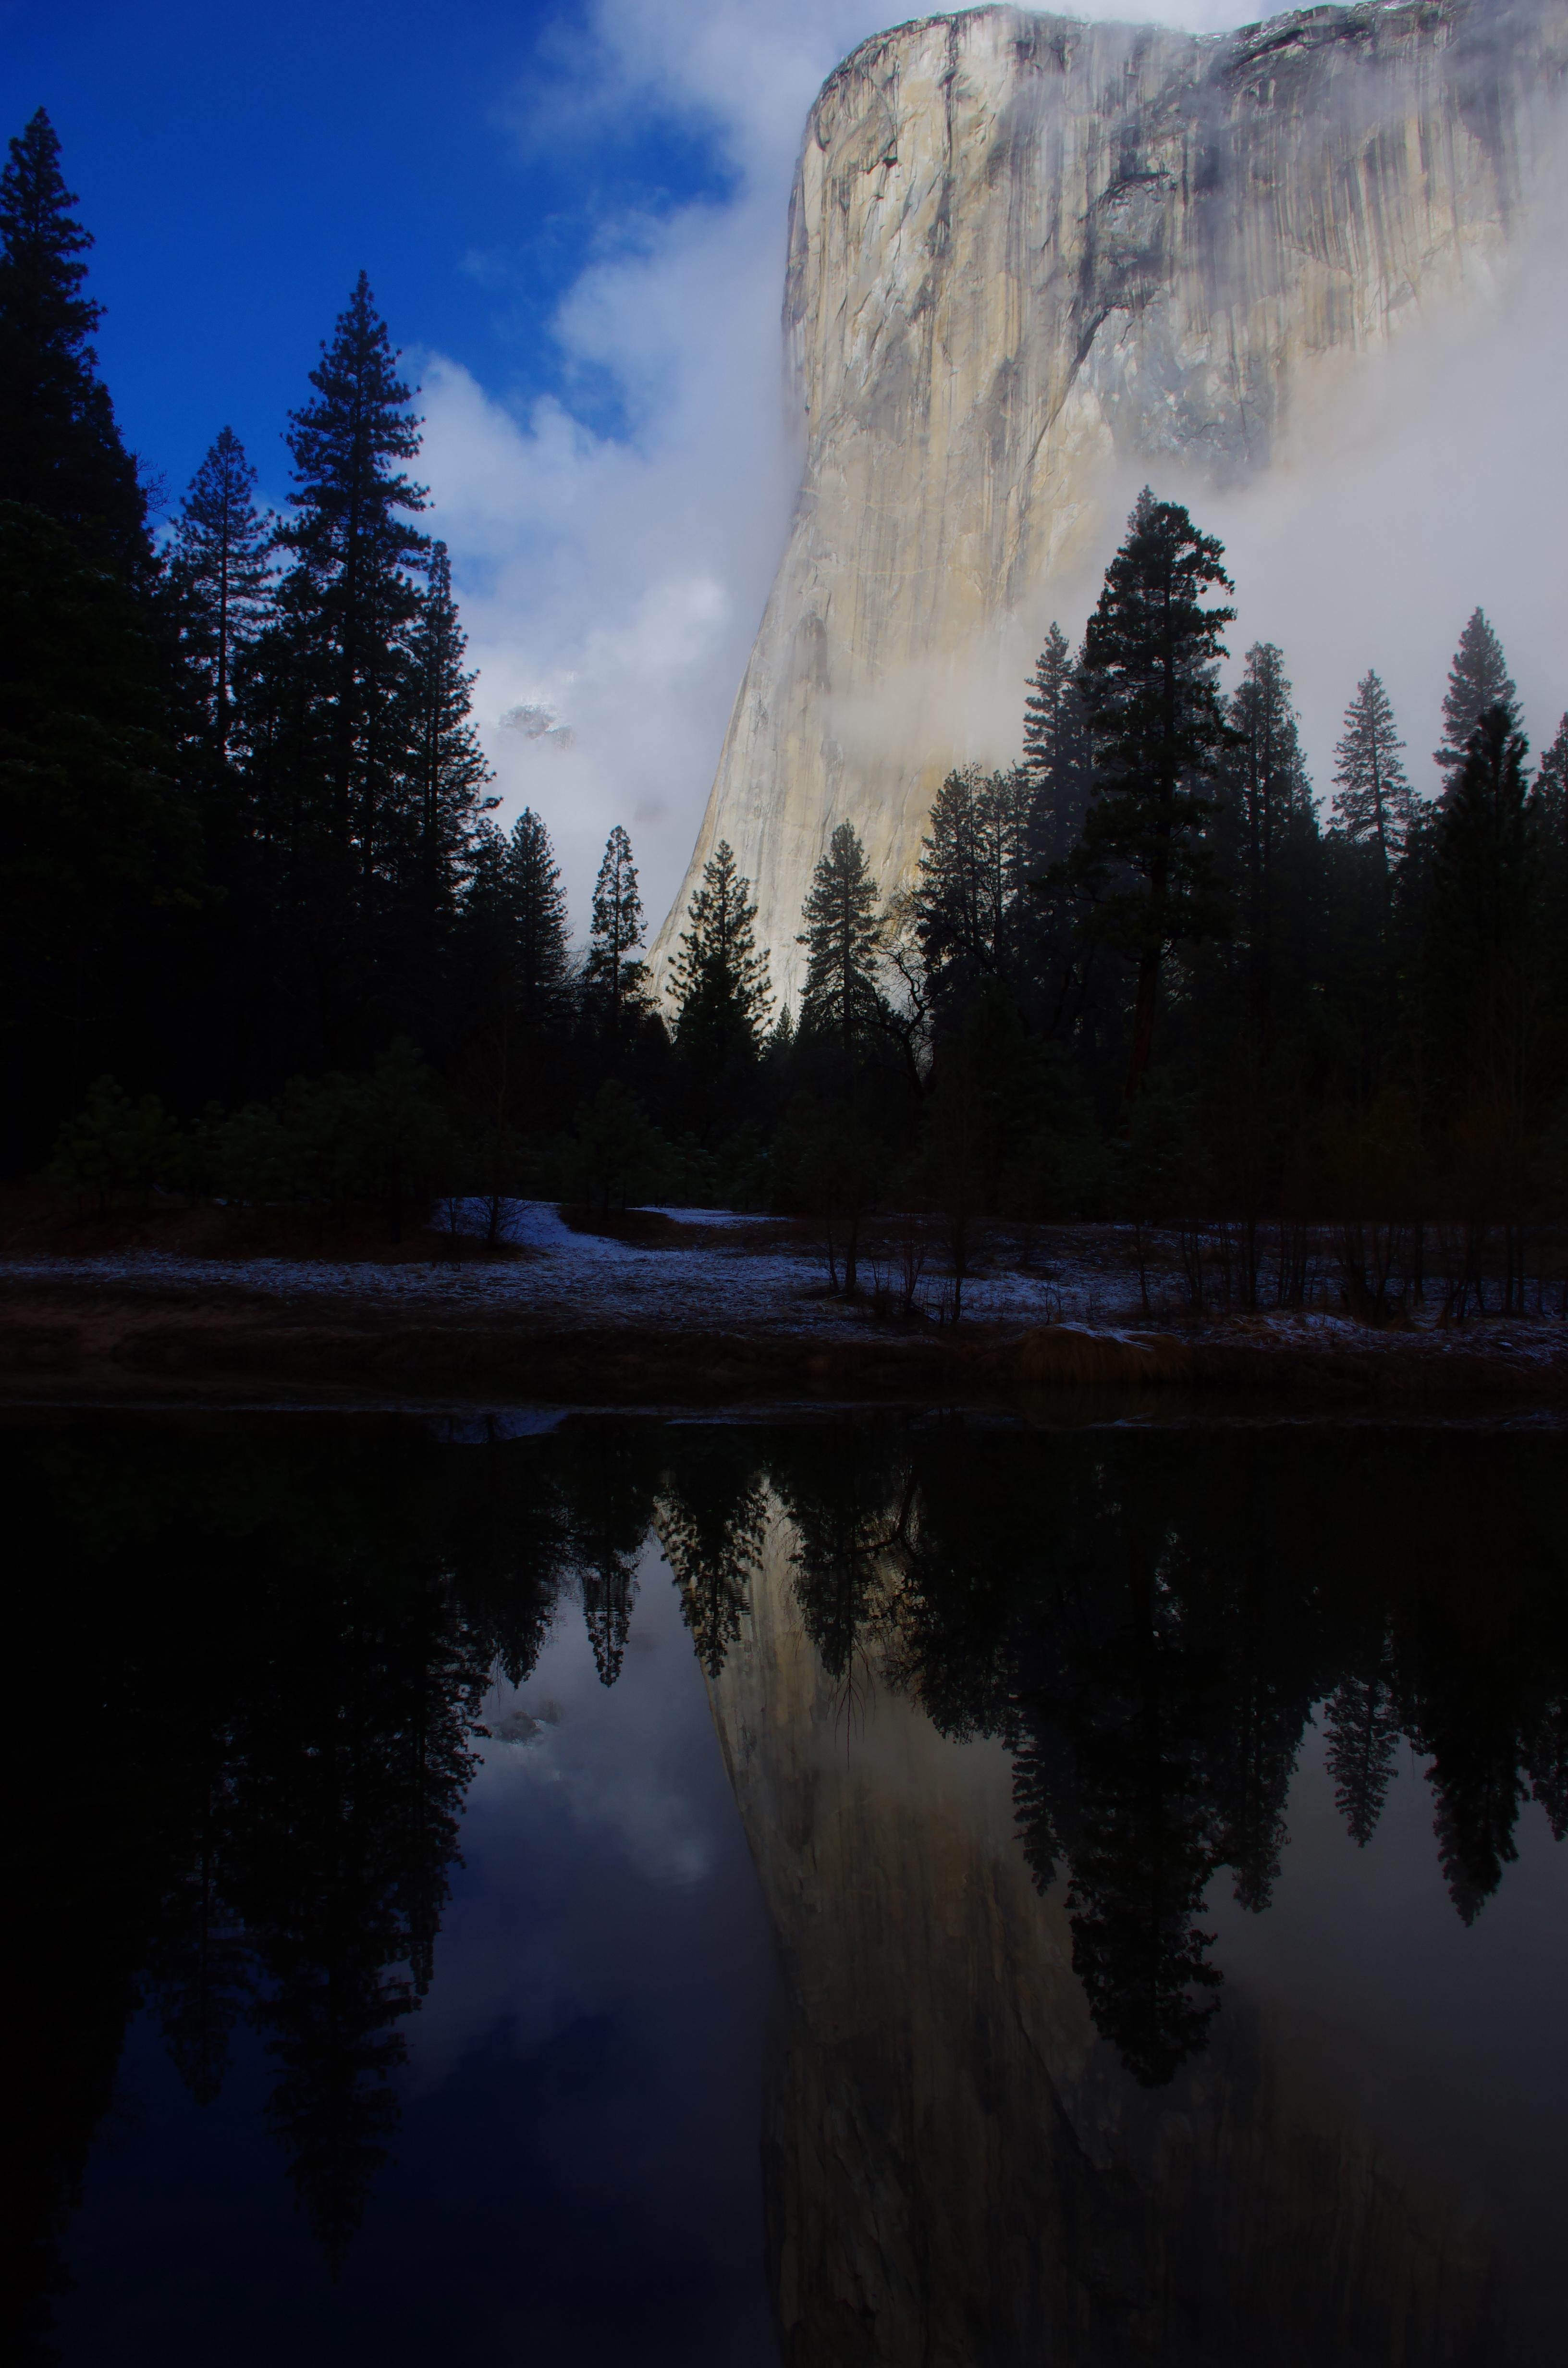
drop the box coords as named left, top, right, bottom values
left=7, top=1411, right=1568, bottom=2365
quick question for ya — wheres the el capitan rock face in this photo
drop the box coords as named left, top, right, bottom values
left=652, top=0, right=1568, bottom=1011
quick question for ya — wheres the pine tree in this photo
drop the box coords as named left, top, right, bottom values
left=274, top=272, right=429, bottom=885
left=913, top=765, right=1031, bottom=1018
left=1022, top=621, right=1091, bottom=866
left=583, top=825, right=648, bottom=1037
left=401, top=539, right=492, bottom=912
left=1331, top=670, right=1414, bottom=878
left=0, top=109, right=147, bottom=572
left=669, top=839, right=773, bottom=1059
left=1434, top=609, right=1517, bottom=789
left=1072, top=489, right=1235, bottom=1098
left=798, top=822, right=882, bottom=1052
left=170, top=427, right=273, bottom=757
left=503, top=808, right=570, bottom=1023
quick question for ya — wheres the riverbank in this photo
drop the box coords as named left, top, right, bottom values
left=3, top=1269, right=1565, bottom=1412
left=4, top=1201, right=1566, bottom=1411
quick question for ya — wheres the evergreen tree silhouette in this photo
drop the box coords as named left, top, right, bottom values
left=170, top=426, right=274, bottom=757
left=1068, top=489, right=1235, bottom=1098
left=1428, top=1755, right=1524, bottom=1926
left=773, top=1430, right=910, bottom=1683
left=912, top=765, right=1032, bottom=1021
left=0, top=109, right=148, bottom=572
left=249, top=272, right=429, bottom=1045
left=1022, top=621, right=1092, bottom=867
left=583, top=824, right=649, bottom=1043
left=1331, top=670, right=1414, bottom=884
left=565, top=1437, right=655, bottom=1686
left=797, top=821, right=884, bottom=1053
left=228, top=1549, right=484, bottom=2268
left=1323, top=1671, right=1403, bottom=1848
left=1434, top=608, right=1517, bottom=790
left=669, top=839, right=774, bottom=1084
left=654, top=1446, right=768, bottom=1678
left=503, top=807, right=571, bottom=1023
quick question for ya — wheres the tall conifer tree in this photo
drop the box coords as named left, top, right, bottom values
left=273, top=272, right=429, bottom=885
left=670, top=840, right=773, bottom=1060
left=0, top=108, right=147, bottom=573
left=798, top=822, right=882, bottom=1052
left=583, top=825, right=648, bottom=1037
left=1434, top=609, right=1517, bottom=789
left=913, top=765, right=1032, bottom=1019
left=503, top=808, right=571, bottom=1024
left=171, top=427, right=273, bottom=757
left=1071, top=489, right=1234, bottom=1098
left=1022, top=621, right=1091, bottom=866
left=1331, top=670, right=1413, bottom=879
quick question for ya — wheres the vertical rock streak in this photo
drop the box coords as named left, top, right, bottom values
left=653, top=0, right=1568, bottom=1009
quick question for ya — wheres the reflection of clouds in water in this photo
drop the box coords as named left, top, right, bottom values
left=473, top=1543, right=716, bottom=1887
left=480, top=1658, right=716, bottom=1888
left=391, top=1529, right=776, bottom=2362
left=403, top=1537, right=735, bottom=2101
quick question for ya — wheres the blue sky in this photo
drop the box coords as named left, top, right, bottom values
left=0, top=0, right=734, bottom=499
left=0, top=0, right=919, bottom=931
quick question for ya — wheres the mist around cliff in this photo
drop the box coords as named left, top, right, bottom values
left=1004, top=152, right=1568, bottom=802
left=417, top=0, right=1568, bottom=945
left=825, top=185, right=1568, bottom=821
left=418, top=0, right=1290, bottom=941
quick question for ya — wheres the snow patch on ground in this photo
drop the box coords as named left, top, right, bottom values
left=6, top=1202, right=1564, bottom=1352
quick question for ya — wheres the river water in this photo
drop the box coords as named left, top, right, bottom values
left=7, top=1409, right=1567, bottom=2366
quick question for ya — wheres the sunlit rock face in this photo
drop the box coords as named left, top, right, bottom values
left=652, top=0, right=1568, bottom=1011
left=709, top=1511, right=1508, bottom=2366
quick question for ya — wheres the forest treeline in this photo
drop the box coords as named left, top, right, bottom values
left=9, top=1413, right=1566, bottom=2345
left=8, top=105, right=1568, bottom=1269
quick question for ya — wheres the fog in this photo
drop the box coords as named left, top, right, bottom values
left=417, top=0, right=1568, bottom=945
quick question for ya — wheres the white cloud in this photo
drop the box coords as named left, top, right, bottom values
left=417, top=0, right=1567, bottom=950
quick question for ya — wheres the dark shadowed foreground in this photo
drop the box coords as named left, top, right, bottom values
left=5, top=1409, right=1566, bottom=2366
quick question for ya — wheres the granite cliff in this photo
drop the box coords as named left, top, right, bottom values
left=652, top=0, right=1568, bottom=1011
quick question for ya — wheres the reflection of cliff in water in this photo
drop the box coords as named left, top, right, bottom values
left=710, top=1426, right=1568, bottom=2368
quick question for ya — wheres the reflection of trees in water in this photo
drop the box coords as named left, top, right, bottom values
left=1, top=1419, right=662, bottom=2352
left=1324, top=1669, right=1403, bottom=1847
left=567, top=1434, right=649, bottom=1686
left=10, top=1414, right=1568, bottom=2354
left=654, top=1434, right=769, bottom=1678
left=772, top=1425, right=1568, bottom=2089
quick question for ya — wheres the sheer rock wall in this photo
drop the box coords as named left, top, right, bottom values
left=652, top=0, right=1568, bottom=1011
